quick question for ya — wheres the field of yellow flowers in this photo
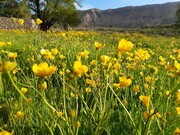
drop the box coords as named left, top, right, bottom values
left=0, top=24, right=180, bottom=135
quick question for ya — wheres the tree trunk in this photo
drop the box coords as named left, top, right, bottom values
left=40, top=19, right=55, bottom=31
left=40, top=23, right=49, bottom=31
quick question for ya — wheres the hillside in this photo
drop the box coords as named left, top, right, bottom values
left=79, top=2, right=180, bottom=28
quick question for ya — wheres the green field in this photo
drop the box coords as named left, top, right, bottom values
left=0, top=28, right=180, bottom=135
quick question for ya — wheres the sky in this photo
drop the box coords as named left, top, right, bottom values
left=77, top=0, right=180, bottom=10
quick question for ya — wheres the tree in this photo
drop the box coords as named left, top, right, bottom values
left=56, top=6, right=81, bottom=30
left=0, top=0, right=31, bottom=18
left=0, top=0, right=81, bottom=31
left=28, top=0, right=81, bottom=31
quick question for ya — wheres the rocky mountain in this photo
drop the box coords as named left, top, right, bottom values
left=79, top=2, right=180, bottom=28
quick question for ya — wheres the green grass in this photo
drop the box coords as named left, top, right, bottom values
left=0, top=29, right=180, bottom=135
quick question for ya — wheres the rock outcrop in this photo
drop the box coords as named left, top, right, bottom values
left=0, top=17, right=37, bottom=30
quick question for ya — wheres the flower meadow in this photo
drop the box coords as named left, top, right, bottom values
left=0, top=21, right=180, bottom=135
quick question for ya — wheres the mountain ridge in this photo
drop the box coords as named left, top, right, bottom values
left=78, top=1, right=180, bottom=28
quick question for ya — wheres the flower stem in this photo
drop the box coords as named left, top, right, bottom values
left=108, top=84, right=141, bottom=134
left=145, top=118, right=152, bottom=135
left=0, top=56, right=3, bottom=95
left=0, top=73, right=3, bottom=96
left=7, top=72, right=54, bottom=135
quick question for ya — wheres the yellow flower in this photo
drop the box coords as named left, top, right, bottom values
left=16, top=111, right=25, bottom=119
left=126, top=63, right=136, bottom=70
left=133, top=85, right=139, bottom=92
left=126, top=52, right=134, bottom=61
left=18, top=19, right=24, bottom=25
left=59, top=71, right=63, bottom=76
left=28, top=56, right=35, bottom=62
left=144, top=109, right=161, bottom=119
left=90, top=60, right=98, bottom=67
left=70, top=92, right=77, bottom=98
left=159, top=56, right=165, bottom=61
left=32, top=62, right=56, bottom=78
left=158, top=56, right=166, bottom=65
left=59, top=55, right=66, bottom=59
left=119, top=76, right=132, bottom=87
left=86, top=78, right=95, bottom=86
left=0, top=130, right=14, bottom=135
left=0, top=61, right=17, bottom=73
left=135, top=49, right=150, bottom=60
left=145, top=76, right=157, bottom=83
left=8, top=52, right=17, bottom=59
left=178, top=54, right=180, bottom=60
left=85, top=87, right=92, bottom=93
left=0, top=42, right=5, bottom=47
left=36, top=18, right=42, bottom=25
left=40, top=49, right=51, bottom=58
left=156, top=112, right=161, bottom=118
left=39, top=81, right=47, bottom=91
left=175, top=127, right=180, bottom=134
left=170, top=55, right=175, bottom=60
left=12, top=67, right=20, bottom=74
left=113, top=83, right=120, bottom=89
left=144, top=111, right=149, bottom=119
left=49, top=55, right=55, bottom=60
left=165, top=64, right=176, bottom=72
left=177, top=90, right=180, bottom=104
left=174, top=60, right=180, bottom=70
left=51, top=48, right=58, bottom=56
left=176, top=107, right=180, bottom=115
left=77, top=50, right=89, bottom=59
left=139, top=71, right=144, bottom=76
left=66, top=69, right=71, bottom=74
left=165, top=90, right=171, bottom=97
left=57, top=111, right=63, bottom=117
left=40, top=48, right=57, bottom=60
left=76, top=121, right=81, bottom=128
left=148, top=65, right=158, bottom=74
left=100, top=55, right=110, bottom=65
left=111, top=61, right=121, bottom=70
left=68, top=109, right=76, bottom=118
left=21, top=87, right=28, bottom=95
left=117, top=39, right=133, bottom=52
left=143, top=83, right=149, bottom=89
left=147, top=109, right=155, bottom=118
left=95, top=41, right=103, bottom=50
left=6, top=42, right=12, bottom=46
left=73, top=61, right=88, bottom=77
left=27, top=98, right=32, bottom=103
left=139, top=95, right=150, bottom=107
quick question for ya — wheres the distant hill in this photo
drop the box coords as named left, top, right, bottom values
left=78, top=2, right=180, bottom=28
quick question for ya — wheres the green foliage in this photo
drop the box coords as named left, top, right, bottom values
left=0, top=0, right=31, bottom=18
left=28, top=0, right=81, bottom=31
left=56, top=7, right=81, bottom=30
left=0, top=0, right=81, bottom=31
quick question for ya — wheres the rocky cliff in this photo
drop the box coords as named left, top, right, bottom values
left=79, top=2, right=180, bottom=28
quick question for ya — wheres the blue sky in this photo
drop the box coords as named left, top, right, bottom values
left=78, top=0, right=180, bottom=10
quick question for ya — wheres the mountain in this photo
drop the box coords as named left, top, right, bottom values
left=78, top=2, right=180, bottom=28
